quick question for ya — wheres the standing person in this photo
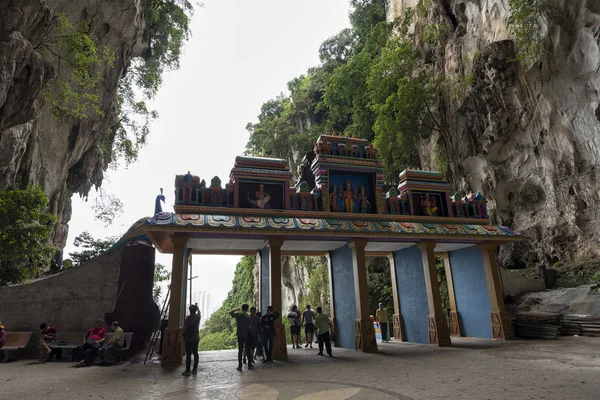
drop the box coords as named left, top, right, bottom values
left=230, top=304, right=253, bottom=371
left=248, top=307, right=261, bottom=362
left=376, top=303, right=389, bottom=343
left=0, top=321, right=6, bottom=349
left=254, top=311, right=265, bottom=361
left=38, top=323, right=56, bottom=362
left=315, top=307, right=333, bottom=357
left=76, top=319, right=107, bottom=367
left=182, top=305, right=201, bottom=375
left=260, top=306, right=279, bottom=363
left=302, top=304, right=315, bottom=348
left=101, top=321, right=124, bottom=366
left=287, top=305, right=301, bottom=349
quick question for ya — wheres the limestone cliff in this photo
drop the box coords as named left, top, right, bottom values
left=0, top=0, right=145, bottom=253
left=387, top=0, right=600, bottom=268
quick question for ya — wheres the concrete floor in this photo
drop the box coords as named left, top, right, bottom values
left=1, top=337, right=599, bottom=400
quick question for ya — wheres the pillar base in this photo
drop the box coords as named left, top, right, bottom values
left=354, top=319, right=378, bottom=353
left=449, top=311, right=461, bottom=337
left=428, top=314, right=451, bottom=346
left=272, top=322, right=288, bottom=361
left=161, top=328, right=184, bottom=368
left=393, top=314, right=403, bottom=341
left=492, top=311, right=515, bottom=340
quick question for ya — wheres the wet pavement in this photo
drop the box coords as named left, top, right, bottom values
left=1, top=337, right=599, bottom=399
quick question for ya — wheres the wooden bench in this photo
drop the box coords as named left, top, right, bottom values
left=1, top=332, right=32, bottom=362
left=48, top=331, right=133, bottom=362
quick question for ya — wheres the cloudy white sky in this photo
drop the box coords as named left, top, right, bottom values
left=65, top=0, right=351, bottom=309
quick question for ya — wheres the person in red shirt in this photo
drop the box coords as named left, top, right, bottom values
left=38, top=323, right=56, bottom=362
left=76, top=319, right=107, bottom=367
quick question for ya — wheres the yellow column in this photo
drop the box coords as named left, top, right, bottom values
left=349, top=240, right=378, bottom=353
left=418, top=242, right=451, bottom=346
left=441, top=253, right=461, bottom=337
left=387, top=253, right=404, bottom=341
left=268, top=238, right=288, bottom=361
left=162, top=235, right=189, bottom=368
left=478, top=243, right=515, bottom=340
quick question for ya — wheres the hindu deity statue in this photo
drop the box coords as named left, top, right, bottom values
left=247, top=183, right=271, bottom=208
left=340, top=180, right=356, bottom=213
left=420, top=193, right=438, bottom=216
left=450, top=192, right=464, bottom=217
left=330, top=184, right=339, bottom=212
left=475, top=191, right=487, bottom=217
left=358, top=185, right=370, bottom=213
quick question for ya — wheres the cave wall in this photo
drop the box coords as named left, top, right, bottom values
left=386, top=0, right=600, bottom=268
left=0, top=0, right=146, bottom=253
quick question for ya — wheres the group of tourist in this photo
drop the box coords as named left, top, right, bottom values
left=74, top=318, right=125, bottom=367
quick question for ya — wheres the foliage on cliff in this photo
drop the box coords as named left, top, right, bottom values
left=39, top=1, right=195, bottom=169
left=0, top=186, right=57, bottom=286
left=245, top=0, right=438, bottom=182
left=199, top=256, right=255, bottom=351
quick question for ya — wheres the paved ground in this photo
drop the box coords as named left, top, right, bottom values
left=1, top=337, right=599, bottom=399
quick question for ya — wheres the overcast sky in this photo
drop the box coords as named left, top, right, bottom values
left=65, top=0, right=351, bottom=309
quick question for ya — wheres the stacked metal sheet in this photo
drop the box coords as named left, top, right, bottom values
left=514, top=311, right=562, bottom=339
left=562, top=314, right=600, bottom=337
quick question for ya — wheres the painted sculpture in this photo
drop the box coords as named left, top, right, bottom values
left=248, top=183, right=271, bottom=209
left=358, top=185, right=370, bottom=213
left=341, top=180, right=356, bottom=213
left=451, top=193, right=464, bottom=217
left=330, top=184, right=339, bottom=212
left=155, top=188, right=165, bottom=215
left=420, top=193, right=438, bottom=216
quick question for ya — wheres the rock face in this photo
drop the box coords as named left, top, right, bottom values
left=0, top=0, right=146, bottom=252
left=387, top=0, right=600, bottom=268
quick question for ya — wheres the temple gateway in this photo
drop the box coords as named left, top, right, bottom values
left=144, top=135, right=523, bottom=367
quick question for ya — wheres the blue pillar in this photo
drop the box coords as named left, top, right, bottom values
left=393, top=245, right=429, bottom=344
left=259, top=245, right=270, bottom=313
left=329, top=245, right=357, bottom=349
left=448, top=247, right=493, bottom=338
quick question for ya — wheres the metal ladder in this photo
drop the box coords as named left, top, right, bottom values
left=144, top=285, right=170, bottom=364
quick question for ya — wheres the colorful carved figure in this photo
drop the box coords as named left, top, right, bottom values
left=247, top=183, right=271, bottom=209
left=320, top=138, right=328, bottom=155
left=450, top=193, right=464, bottom=217
left=462, top=192, right=479, bottom=217
left=420, top=193, right=438, bottom=216
left=154, top=188, right=165, bottom=215
left=475, top=191, right=487, bottom=217
left=368, top=144, right=376, bottom=159
left=330, top=184, right=339, bottom=212
left=358, top=185, right=370, bottom=213
left=340, top=180, right=356, bottom=213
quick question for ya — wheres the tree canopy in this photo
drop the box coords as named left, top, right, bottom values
left=0, top=186, right=57, bottom=286
left=244, top=1, right=440, bottom=183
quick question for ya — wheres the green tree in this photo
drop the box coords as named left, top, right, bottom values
left=153, top=263, right=171, bottom=303
left=297, top=257, right=330, bottom=315
left=199, top=256, right=255, bottom=351
left=508, top=0, right=547, bottom=59
left=40, top=13, right=115, bottom=119
left=69, top=231, right=116, bottom=267
left=368, top=10, right=441, bottom=182
left=0, top=186, right=57, bottom=286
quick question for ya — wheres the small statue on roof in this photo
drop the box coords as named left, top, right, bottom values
left=155, top=188, right=165, bottom=215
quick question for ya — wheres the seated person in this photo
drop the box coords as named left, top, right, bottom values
left=0, top=321, right=5, bottom=349
left=100, top=321, right=124, bottom=365
left=76, top=319, right=107, bottom=367
left=38, top=323, right=56, bottom=362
